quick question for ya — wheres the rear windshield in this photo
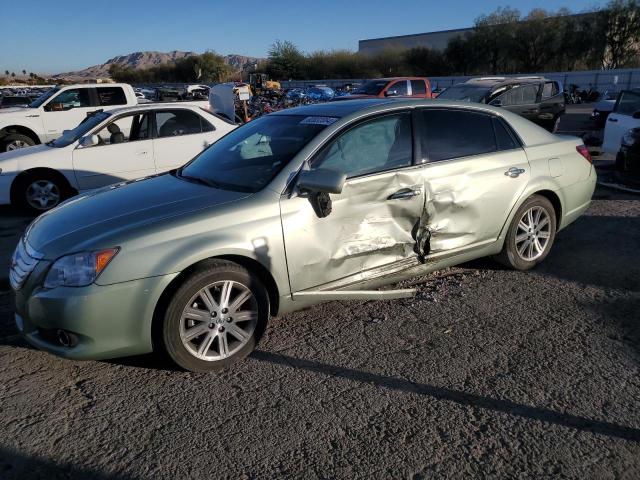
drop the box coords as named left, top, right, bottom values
left=437, top=85, right=489, bottom=103
left=178, top=115, right=331, bottom=192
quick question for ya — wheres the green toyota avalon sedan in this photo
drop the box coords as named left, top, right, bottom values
left=10, top=99, right=596, bottom=372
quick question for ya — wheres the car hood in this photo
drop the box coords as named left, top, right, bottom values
left=25, top=173, right=252, bottom=256
left=332, top=94, right=376, bottom=101
left=0, top=144, right=57, bottom=173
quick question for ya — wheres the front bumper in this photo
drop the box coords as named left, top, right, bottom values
left=0, top=172, right=16, bottom=205
left=14, top=273, right=178, bottom=360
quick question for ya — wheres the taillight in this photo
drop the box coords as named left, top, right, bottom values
left=576, top=144, right=593, bottom=164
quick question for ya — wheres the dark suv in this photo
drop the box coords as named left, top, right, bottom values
left=437, top=77, right=565, bottom=132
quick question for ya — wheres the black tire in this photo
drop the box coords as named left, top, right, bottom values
left=495, top=195, right=557, bottom=271
left=162, top=260, right=269, bottom=372
left=1, top=133, right=36, bottom=152
left=12, top=172, right=71, bottom=212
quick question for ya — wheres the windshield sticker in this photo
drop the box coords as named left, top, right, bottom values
left=300, top=116, right=338, bottom=126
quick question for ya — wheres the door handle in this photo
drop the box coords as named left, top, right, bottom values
left=388, top=188, right=421, bottom=200
left=608, top=117, right=618, bottom=122
left=136, top=151, right=148, bottom=155
left=505, top=167, right=525, bottom=178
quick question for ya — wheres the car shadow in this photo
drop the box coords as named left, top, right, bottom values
left=251, top=350, right=640, bottom=442
left=0, top=446, right=137, bottom=480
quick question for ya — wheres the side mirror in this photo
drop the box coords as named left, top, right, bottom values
left=79, top=135, right=99, bottom=148
left=298, top=168, right=346, bottom=194
left=633, top=111, right=640, bottom=119
left=297, top=168, right=346, bottom=218
left=385, top=90, right=398, bottom=97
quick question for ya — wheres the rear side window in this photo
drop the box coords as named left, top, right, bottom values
left=494, top=85, right=539, bottom=106
left=97, top=87, right=127, bottom=106
left=156, top=109, right=211, bottom=137
left=420, top=109, right=497, bottom=162
left=411, top=80, right=427, bottom=95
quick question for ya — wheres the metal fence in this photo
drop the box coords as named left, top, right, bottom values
left=281, top=68, right=640, bottom=94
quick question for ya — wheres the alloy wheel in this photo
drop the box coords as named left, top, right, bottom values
left=515, top=206, right=552, bottom=261
left=26, top=180, right=61, bottom=210
left=179, top=280, right=258, bottom=361
left=6, top=140, right=29, bottom=151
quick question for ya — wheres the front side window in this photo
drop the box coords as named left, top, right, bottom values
left=97, top=87, right=127, bottom=106
left=49, top=111, right=111, bottom=148
left=420, top=109, right=497, bottom=162
left=156, top=110, right=210, bottom=137
left=615, top=91, right=640, bottom=116
left=45, top=88, right=91, bottom=111
left=354, top=80, right=388, bottom=96
left=313, top=112, right=413, bottom=177
left=411, top=80, right=427, bottom=95
left=387, top=81, right=408, bottom=96
left=179, top=115, right=329, bottom=192
left=542, top=82, right=559, bottom=100
left=93, top=113, right=151, bottom=145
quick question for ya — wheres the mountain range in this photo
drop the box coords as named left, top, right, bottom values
left=52, top=51, right=263, bottom=80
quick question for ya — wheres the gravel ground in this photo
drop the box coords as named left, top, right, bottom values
left=0, top=185, right=639, bottom=480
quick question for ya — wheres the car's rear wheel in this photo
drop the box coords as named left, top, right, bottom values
left=495, top=195, right=556, bottom=270
left=1, top=133, right=36, bottom=152
left=162, top=261, right=269, bottom=372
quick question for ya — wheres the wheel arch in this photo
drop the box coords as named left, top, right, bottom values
left=10, top=167, right=77, bottom=205
left=0, top=125, right=41, bottom=145
left=150, top=255, right=281, bottom=353
left=533, top=189, right=562, bottom=230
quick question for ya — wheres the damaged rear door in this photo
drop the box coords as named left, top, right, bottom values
left=280, top=110, right=426, bottom=293
left=418, top=108, right=530, bottom=255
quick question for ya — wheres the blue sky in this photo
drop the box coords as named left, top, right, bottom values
left=1, top=0, right=601, bottom=74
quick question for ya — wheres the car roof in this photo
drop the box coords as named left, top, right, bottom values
left=103, top=102, right=206, bottom=115
left=463, top=77, right=551, bottom=88
left=273, top=98, right=557, bottom=147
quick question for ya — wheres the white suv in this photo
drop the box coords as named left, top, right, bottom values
left=0, top=103, right=236, bottom=211
left=0, top=84, right=140, bottom=152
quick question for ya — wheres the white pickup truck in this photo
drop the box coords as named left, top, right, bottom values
left=0, top=83, right=139, bottom=152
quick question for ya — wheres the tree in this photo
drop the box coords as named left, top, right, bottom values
left=22, top=69, right=26, bottom=76
left=4, top=70, right=8, bottom=76
left=602, top=0, right=640, bottom=69
left=444, top=34, right=476, bottom=75
left=266, top=40, right=305, bottom=80
left=471, top=7, right=520, bottom=74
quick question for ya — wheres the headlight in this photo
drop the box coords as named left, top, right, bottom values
left=44, top=248, right=119, bottom=288
left=622, top=129, right=639, bottom=147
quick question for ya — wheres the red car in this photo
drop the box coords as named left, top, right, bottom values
left=333, top=77, right=432, bottom=101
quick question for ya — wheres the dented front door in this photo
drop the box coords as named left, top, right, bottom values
left=280, top=111, right=425, bottom=292
left=280, top=168, right=425, bottom=292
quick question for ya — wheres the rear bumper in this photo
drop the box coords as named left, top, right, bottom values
left=14, top=273, right=178, bottom=360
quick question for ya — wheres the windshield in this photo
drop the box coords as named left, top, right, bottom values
left=179, top=115, right=332, bottom=192
left=437, top=85, right=489, bottom=103
left=49, top=111, right=111, bottom=148
left=28, top=87, right=60, bottom=108
left=354, top=80, right=388, bottom=96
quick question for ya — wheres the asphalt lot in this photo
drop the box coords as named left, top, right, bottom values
left=1, top=106, right=639, bottom=479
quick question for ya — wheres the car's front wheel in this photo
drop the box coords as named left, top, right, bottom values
left=162, top=261, right=269, bottom=372
left=495, top=195, right=557, bottom=270
left=13, top=173, right=71, bottom=212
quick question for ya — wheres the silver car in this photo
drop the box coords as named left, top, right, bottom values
left=10, top=99, right=596, bottom=372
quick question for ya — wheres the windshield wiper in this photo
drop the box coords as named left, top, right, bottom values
left=174, top=169, right=223, bottom=189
